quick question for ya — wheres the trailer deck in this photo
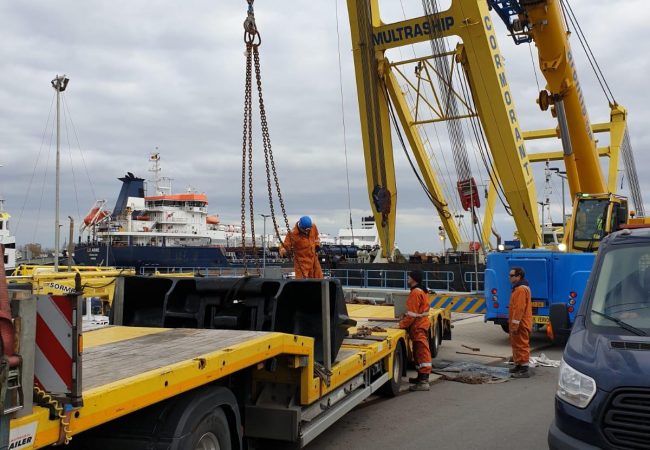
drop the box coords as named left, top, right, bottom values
left=11, top=321, right=407, bottom=449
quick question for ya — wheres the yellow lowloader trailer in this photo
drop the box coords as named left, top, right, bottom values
left=2, top=275, right=447, bottom=449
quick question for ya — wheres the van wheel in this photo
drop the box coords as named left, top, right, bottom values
left=429, top=320, right=442, bottom=358
left=187, top=408, right=231, bottom=450
left=500, top=323, right=509, bottom=334
left=378, top=342, right=404, bottom=397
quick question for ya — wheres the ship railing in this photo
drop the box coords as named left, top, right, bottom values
left=328, top=269, right=455, bottom=291
left=156, top=218, right=194, bottom=224
left=139, top=266, right=252, bottom=277
left=463, top=270, right=485, bottom=292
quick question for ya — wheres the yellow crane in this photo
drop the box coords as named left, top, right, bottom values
left=489, top=0, right=646, bottom=252
left=347, top=0, right=644, bottom=256
left=346, top=0, right=542, bottom=257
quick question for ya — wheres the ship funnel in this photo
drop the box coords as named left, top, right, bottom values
left=113, top=173, right=145, bottom=217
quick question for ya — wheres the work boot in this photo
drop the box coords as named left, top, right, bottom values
left=511, top=366, right=530, bottom=378
left=409, top=373, right=429, bottom=384
left=409, top=381, right=430, bottom=391
left=509, top=364, right=522, bottom=374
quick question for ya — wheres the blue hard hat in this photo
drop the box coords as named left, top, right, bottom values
left=298, top=216, right=312, bottom=230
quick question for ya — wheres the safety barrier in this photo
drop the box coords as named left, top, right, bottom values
left=429, top=293, right=486, bottom=314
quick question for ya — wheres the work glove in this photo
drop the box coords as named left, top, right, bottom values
left=279, top=247, right=287, bottom=258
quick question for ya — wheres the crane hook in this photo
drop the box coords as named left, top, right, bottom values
left=243, top=0, right=261, bottom=46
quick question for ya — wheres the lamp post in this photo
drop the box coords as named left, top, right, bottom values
left=438, top=226, right=448, bottom=264
left=549, top=167, right=568, bottom=227
left=51, top=74, right=69, bottom=272
left=260, top=214, right=270, bottom=276
left=538, top=199, right=550, bottom=243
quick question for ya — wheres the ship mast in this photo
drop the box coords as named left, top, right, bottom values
left=51, top=75, right=69, bottom=272
left=149, top=152, right=171, bottom=196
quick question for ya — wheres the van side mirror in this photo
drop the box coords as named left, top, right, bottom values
left=550, top=303, right=571, bottom=345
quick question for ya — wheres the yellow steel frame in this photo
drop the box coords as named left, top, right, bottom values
left=524, top=104, right=628, bottom=195
left=347, top=0, right=542, bottom=250
left=384, top=61, right=462, bottom=248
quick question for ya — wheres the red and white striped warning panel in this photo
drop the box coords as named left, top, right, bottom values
left=34, top=295, right=76, bottom=395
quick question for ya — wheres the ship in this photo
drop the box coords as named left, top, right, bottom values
left=74, top=153, right=231, bottom=270
left=0, top=196, right=16, bottom=274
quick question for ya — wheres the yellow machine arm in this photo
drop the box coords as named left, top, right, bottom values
left=489, top=0, right=642, bottom=251
left=346, top=0, right=542, bottom=252
left=518, top=0, right=605, bottom=198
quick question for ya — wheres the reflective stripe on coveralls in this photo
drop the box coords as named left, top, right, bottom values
left=405, top=311, right=429, bottom=318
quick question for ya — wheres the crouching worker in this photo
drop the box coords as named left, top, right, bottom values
left=399, top=270, right=432, bottom=391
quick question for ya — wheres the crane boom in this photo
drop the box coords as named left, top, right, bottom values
left=347, top=0, right=543, bottom=252
left=520, top=0, right=605, bottom=197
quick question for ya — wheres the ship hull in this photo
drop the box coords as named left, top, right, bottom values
left=74, top=244, right=230, bottom=270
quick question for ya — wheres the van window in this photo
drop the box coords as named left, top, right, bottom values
left=590, top=246, right=650, bottom=332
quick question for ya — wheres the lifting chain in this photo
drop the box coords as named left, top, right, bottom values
left=241, top=0, right=299, bottom=275
left=241, top=25, right=254, bottom=273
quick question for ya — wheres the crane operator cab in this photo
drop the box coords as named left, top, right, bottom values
left=567, top=193, right=628, bottom=253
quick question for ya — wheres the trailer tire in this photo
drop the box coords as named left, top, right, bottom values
left=378, top=341, right=404, bottom=397
left=186, top=408, right=231, bottom=450
left=429, top=319, right=442, bottom=358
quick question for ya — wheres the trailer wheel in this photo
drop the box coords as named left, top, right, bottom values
left=378, top=341, right=404, bottom=397
left=187, top=408, right=232, bottom=450
left=429, top=319, right=442, bottom=358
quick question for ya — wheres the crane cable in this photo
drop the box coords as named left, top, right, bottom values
left=559, top=0, right=616, bottom=106
left=383, top=86, right=452, bottom=219
left=559, top=1, right=643, bottom=214
left=395, top=1, right=469, bottom=239
left=334, top=0, right=355, bottom=244
left=241, top=0, right=299, bottom=276
left=456, top=66, right=513, bottom=217
left=421, top=0, right=473, bottom=186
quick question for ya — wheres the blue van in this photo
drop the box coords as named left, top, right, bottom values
left=548, top=228, right=650, bottom=449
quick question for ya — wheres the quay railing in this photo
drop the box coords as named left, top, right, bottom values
left=463, top=270, right=484, bottom=292
left=137, top=266, right=483, bottom=292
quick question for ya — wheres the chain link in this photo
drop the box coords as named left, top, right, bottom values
left=253, top=47, right=305, bottom=277
left=241, top=1, right=297, bottom=276
left=241, top=43, right=252, bottom=273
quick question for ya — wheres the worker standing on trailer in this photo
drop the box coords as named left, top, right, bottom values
left=280, top=216, right=323, bottom=279
left=508, top=267, right=532, bottom=378
left=399, top=270, right=432, bottom=391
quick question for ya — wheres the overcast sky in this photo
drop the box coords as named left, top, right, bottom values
left=0, top=0, right=648, bottom=253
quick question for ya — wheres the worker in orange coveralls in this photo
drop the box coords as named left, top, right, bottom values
left=399, top=270, right=432, bottom=391
left=279, top=216, right=323, bottom=279
left=508, top=266, right=533, bottom=378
